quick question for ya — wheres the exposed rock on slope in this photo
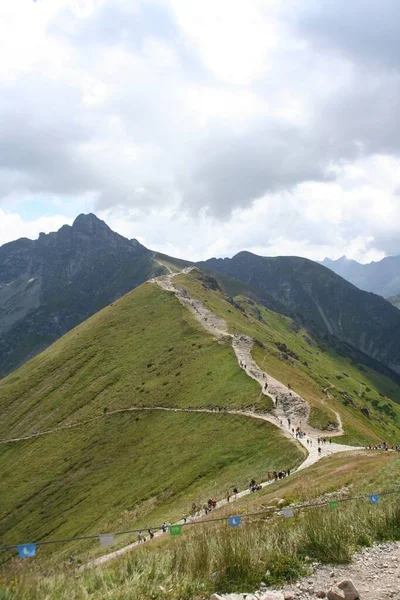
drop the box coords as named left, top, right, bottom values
left=0, top=213, right=162, bottom=377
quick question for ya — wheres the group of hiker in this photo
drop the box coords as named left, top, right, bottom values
left=267, top=470, right=290, bottom=481
left=366, top=442, right=400, bottom=451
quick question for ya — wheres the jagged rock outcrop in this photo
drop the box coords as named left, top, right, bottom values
left=0, top=214, right=162, bottom=377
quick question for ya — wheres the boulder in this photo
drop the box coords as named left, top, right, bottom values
left=283, top=593, right=295, bottom=600
left=258, top=593, right=284, bottom=600
left=327, top=588, right=345, bottom=600
left=337, top=580, right=360, bottom=600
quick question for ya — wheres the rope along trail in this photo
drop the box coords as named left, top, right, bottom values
left=0, top=266, right=361, bottom=567
left=83, top=270, right=361, bottom=568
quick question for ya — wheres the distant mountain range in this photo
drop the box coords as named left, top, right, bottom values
left=321, top=255, right=400, bottom=298
left=201, top=252, right=400, bottom=377
left=1, top=213, right=400, bottom=380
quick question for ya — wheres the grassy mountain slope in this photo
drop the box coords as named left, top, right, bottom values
left=176, top=270, right=400, bottom=444
left=0, top=282, right=303, bottom=566
left=201, top=252, right=400, bottom=376
left=7, top=451, right=400, bottom=600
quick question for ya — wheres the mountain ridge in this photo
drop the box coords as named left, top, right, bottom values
left=0, top=213, right=163, bottom=378
left=201, top=251, right=400, bottom=376
left=321, top=254, right=400, bottom=298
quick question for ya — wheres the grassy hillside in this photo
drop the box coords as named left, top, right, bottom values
left=176, top=271, right=400, bottom=444
left=0, top=283, right=270, bottom=439
left=6, top=451, right=400, bottom=600
left=0, top=282, right=303, bottom=567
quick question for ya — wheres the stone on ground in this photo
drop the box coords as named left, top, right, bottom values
left=258, top=593, right=284, bottom=600
left=337, top=580, right=360, bottom=600
left=327, top=588, right=346, bottom=600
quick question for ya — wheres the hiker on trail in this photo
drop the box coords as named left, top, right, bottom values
left=318, top=447, right=322, bottom=455
left=287, top=469, right=291, bottom=476
left=318, top=437, right=320, bottom=445
left=138, top=531, right=145, bottom=543
left=226, top=490, right=231, bottom=503
left=69, top=555, right=75, bottom=565
left=250, top=479, right=256, bottom=490
left=183, top=515, right=188, bottom=523
left=273, top=471, right=278, bottom=481
left=264, top=382, right=268, bottom=390
left=148, top=528, right=154, bottom=539
left=267, top=472, right=272, bottom=480
left=233, top=487, right=238, bottom=497
left=288, top=418, right=291, bottom=427
left=162, top=523, right=168, bottom=533
left=329, top=438, right=332, bottom=444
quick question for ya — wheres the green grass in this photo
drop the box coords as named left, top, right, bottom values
left=0, top=283, right=267, bottom=439
left=0, top=282, right=304, bottom=569
left=176, top=270, right=400, bottom=444
left=0, top=411, right=303, bottom=568
left=4, top=453, right=400, bottom=600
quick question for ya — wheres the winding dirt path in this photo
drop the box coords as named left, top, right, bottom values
left=80, top=270, right=361, bottom=569
left=153, top=269, right=348, bottom=445
left=1, top=266, right=361, bottom=569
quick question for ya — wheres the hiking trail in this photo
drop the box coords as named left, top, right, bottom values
left=81, top=269, right=362, bottom=569
left=1, top=265, right=363, bottom=569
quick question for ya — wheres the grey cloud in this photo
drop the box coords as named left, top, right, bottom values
left=49, top=0, right=209, bottom=82
left=181, top=124, right=337, bottom=217
left=3, top=0, right=400, bottom=256
left=291, top=0, right=400, bottom=70
left=50, top=1, right=178, bottom=49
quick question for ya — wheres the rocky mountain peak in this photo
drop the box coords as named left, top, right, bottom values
left=72, top=213, right=111, bottom=236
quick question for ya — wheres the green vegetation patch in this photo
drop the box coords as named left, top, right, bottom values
left=0, top=283, right=265, bottom=440
left=0, top=411, right=303, bottom=568
left=176, top=270, right=400, bottom=444
left=5, top=453, right=400, bottom=600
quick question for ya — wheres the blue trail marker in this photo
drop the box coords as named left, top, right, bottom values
left=370, top=494, right=380, bottom=504
left=229, top=516, right=241, bottom=527
left=18, top=543, right=36, bottom=558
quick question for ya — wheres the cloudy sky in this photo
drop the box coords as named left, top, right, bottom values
left=1, top=0, right=400, bottom=263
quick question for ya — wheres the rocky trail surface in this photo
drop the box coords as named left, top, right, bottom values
left=210, top=541, right=400, bottom=600
left=80, top=270, right=361, bottom=568
left=153, top=269, right=355, bottom=468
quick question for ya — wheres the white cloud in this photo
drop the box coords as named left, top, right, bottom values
left=0, top=210, right=72, bottom=247
left=0, top=0, right=400, bottom=263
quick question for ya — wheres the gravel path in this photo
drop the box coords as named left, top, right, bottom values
left=275, top=541, right=400, bottom=600
left=81, top=270, right=361, bottom=569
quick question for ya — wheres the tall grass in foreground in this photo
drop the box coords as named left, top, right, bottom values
left=3, top=496, right=400, bottom=600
